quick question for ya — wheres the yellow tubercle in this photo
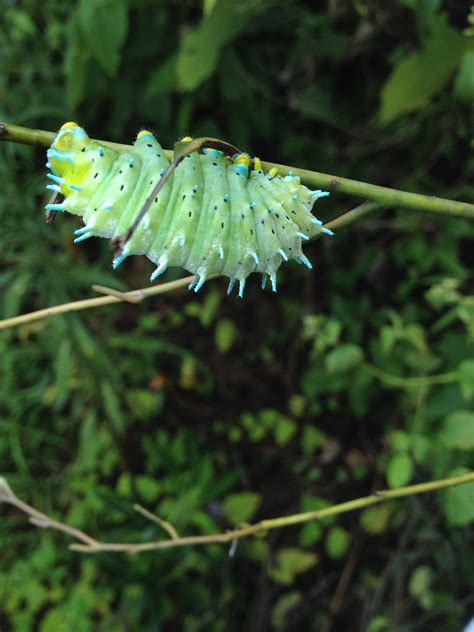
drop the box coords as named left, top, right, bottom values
left=234, top=153, right=251, bottom=168
left=253, top=157, right=262, bottom=171
left=61, top=121, right=79, bottom=130
left=181, top=136, right=193, bottom=142
left=269, top=167, right=278, bottom=177
left=137, top=130, right=154, bottom=139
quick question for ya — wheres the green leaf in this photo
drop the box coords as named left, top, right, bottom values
left=274, top=415, right=296, bottom=446
left=458, top=296, right=474, bottom=337
left=301, top=425, right=327, bottom=455
left=215, top=318, right=238, bottom=353
left=441, top=410, right=474, bottom=450
left=271, top=591, right=302, bottom=630
left=454, top=51, right=474, bottom=103
left=176, top=0, right=252, bottom=91
left=270, top=548, right=318, bottom=585
left=222, top=491, right=261, bottom=524
left=326, top=344, right=364, bottom=373
left=442, top=470, right=474, bottom=526
left=379, top=15, right=465, bottom=124
left=78, top=0, right=128, bottom=77
left=457, top=359, right=474, bottom=400
left=409, top=565, right=434, bottom=610
left=126, top=389, right=158, bottom=420
left=360, top=505, right=392, bottom=534
left=325, top=526, right=350, bottom=560
left=146, top=54, right=178, bottom=96
left=135, top=476, right=162, bottom=503
left=387, top=452, right=413, bottom=488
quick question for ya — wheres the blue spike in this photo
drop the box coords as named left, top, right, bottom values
left=288, top=171, right=294, bottom=176
left=159, top=168, right=165, bottom=176
left=46, top=161, right=51, bottom=169
left=279, top=248, right=288, bottom=262
left=112, top=254, right=127, bottom=269
left=45, top=203, right=66, bottom=212
left=46, top=184, right=61, bottom=193
left=69, top=184, right=81, bottom=191
left=251, top=252, right=259, bottom=265
left=238, top=278, right=246, bottom=299
left=47, top=173, right=63, bottom=184
left=218, top=246, right=225, bottom=260
left=223, top=194, right=230, bottom=202
left=188, top=275, right=199, bottom=291
left=322, top=227, right=335, bottom=236
left=227, top=279, right=236, bottom=295
left=74, top=233, right=93, bottom=244
left=74, top=226, right=90, bottom=236
left=311, top=190, right=330, bottom=198
left=129, top=158, right=134, bottom=167
left=150, top=262, right=167, bottom=281
left=98, top=147, right=104, bottom=157
left=270, top=272, right=277, bottom=293
left=267, top=207, right=273, bottom=214
left=261, top=274, right=267, bottom=290
left=250, top=201, right=256, bottom=210
left=194, top=275, right=207, bottom=293
left=297, top=232, right=309, bottom=240
left=291, top=194, right=299, bottom=201
left=311, top=217, right=323, bottom=225
left=101, top=203, right=113, bottom=211
left=299, top=254, right=313, bottom=269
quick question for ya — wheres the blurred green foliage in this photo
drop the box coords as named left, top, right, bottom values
left=1, top=1, right=473, bottom=630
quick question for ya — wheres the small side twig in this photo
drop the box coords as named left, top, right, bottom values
left=92, top=284, right=145, bottom=304
left=133, top=504, right=179, bottom=540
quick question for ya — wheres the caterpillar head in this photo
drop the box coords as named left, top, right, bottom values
left=47, top=122, right=95, bottom=193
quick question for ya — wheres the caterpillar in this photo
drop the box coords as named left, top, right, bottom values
left=45, top=122, right=333, bottom=297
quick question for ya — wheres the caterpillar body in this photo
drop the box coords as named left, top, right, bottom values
left=45, top=122, right=332, bottom=297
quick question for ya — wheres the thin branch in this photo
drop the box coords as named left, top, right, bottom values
left=1, top=472, right=473, bottom=555
left=0, top=275, right=209, bottom=331
left=1, top=122, right=473, bottom=219
left=0, top=201, right=373, bottom=332
left=362, top=364, right=457, bottom=388
left=0, top=478, right=98, bottom=547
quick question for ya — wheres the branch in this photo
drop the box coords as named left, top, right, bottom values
left=0, top=202, right=379, bottom=331
left=0, top=275, right=210, bottom=331
left=1, top=122, right=473, bottom=219
left=1, top=472, right=472, bottom=554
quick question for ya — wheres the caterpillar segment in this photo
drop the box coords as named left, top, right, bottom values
left=45, top=122, right=333, bottom=297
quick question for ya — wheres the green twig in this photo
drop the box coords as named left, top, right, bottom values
left=1, top=122, right=473, bottom=219
left=362, top=363, right=458, bottom=389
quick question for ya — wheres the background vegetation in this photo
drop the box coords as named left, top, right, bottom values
left=1, top=1, right=473, bottom=630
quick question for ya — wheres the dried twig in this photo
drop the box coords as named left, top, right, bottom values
left=1, top=473, right=472, bottom=555
left=0, top=202, right=377, bottom=332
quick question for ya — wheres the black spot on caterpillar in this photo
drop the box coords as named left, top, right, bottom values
left=45, top=123, right=333, bottom=297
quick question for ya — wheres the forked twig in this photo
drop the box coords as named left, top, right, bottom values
left=1, top=473, right=473, bottom=555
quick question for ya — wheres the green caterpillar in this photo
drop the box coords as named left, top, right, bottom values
left=45, top=122, right=333, bottom=297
